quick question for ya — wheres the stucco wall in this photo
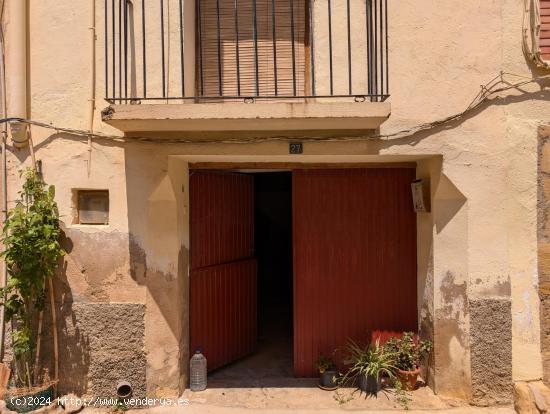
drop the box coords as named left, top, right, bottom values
left=2, top=0, right=548, bottom=402
left=538, top=125, right=550, bottom=387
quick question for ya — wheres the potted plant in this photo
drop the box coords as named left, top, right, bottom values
left=383, top=332, right=432, bottom=391
left=315, top=354, right=338, bottom=390
left=0, top=169, right=64, bottom=412
left=339, top=338, right=396, bottom=395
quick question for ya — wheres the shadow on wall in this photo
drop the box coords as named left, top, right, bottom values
left=39, top=227, right=148, bottom=399
left=124, top=147, right=189, bottom=395
left=434, top=174, right=467, bottom=234
left=40, top=229, right=91, bottom=396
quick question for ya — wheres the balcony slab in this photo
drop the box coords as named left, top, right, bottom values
left=101, top=101, right=390, bottom=134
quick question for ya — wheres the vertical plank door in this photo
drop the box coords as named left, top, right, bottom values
left=190, top=171, right=257, bottom=372
left=292, top=168, right=418, bottom=377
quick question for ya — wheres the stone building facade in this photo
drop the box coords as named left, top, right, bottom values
left=0, top=0, right=549, bottom=406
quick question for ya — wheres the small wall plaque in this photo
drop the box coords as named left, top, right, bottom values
left=289, top=142, right=303, bottom=154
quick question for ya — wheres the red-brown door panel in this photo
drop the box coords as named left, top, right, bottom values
left=190, top=259, right=257, bottom=372
left=292, top=168, right=418, bottom=377
left=190, top=171, right=254, bottom=270
left=190, top=171, right=257, bottom=372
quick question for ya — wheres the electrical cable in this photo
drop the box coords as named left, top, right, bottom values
left=0, top=72, right=549, bottom=145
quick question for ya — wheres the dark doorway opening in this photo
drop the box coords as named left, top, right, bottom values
left=208, top=171, right=300, bottom=387
left=255, top=172, right=293, bottom=377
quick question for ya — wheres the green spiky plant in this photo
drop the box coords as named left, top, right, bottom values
left=0, top=169, right=64, bottom=388
left=338, top=338, right=397, bottom=394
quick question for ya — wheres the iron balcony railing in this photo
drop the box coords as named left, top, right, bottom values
left=104, top=0, right=389, bottom=103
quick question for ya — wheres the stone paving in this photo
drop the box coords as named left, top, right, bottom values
left=1, top=385, right=518, bottom=414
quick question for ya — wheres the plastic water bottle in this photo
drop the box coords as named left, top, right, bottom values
left=190, top=349, right=207, bottom=391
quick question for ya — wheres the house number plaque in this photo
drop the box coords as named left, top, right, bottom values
left=289, top=142, right=303, bottom=154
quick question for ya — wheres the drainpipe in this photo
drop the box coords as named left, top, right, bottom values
left=6, top=0, right=28, bottom=148
left=0, top=0, right=8, bottom=361
left=87, top=0, right=96, bottom=176
left=0, top=125, right=6, bottom=363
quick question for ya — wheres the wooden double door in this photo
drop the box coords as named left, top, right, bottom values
left=190, top=168, right=417, bottom=376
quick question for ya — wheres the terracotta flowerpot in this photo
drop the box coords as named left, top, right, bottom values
left=397, top=367, right=421, bottom=391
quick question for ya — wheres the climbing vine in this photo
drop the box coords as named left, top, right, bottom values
left=0, top=168, right=64, bottom=387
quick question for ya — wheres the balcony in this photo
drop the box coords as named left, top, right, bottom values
left=101, top=0, right=390, bottom=135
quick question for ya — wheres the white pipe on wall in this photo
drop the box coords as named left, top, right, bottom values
left=0, top=0, right=7, bottom=360
left=87, top=0, right=96, bottom=176
left=6, top=0, right=27, bottom=147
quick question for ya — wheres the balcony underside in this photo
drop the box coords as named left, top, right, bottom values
left=101, top=101, right=391, bottom=136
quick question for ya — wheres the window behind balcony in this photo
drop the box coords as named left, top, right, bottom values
left=103, top=0, right=390, bottom=103
left=197, top=0, right=307, bottom=97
